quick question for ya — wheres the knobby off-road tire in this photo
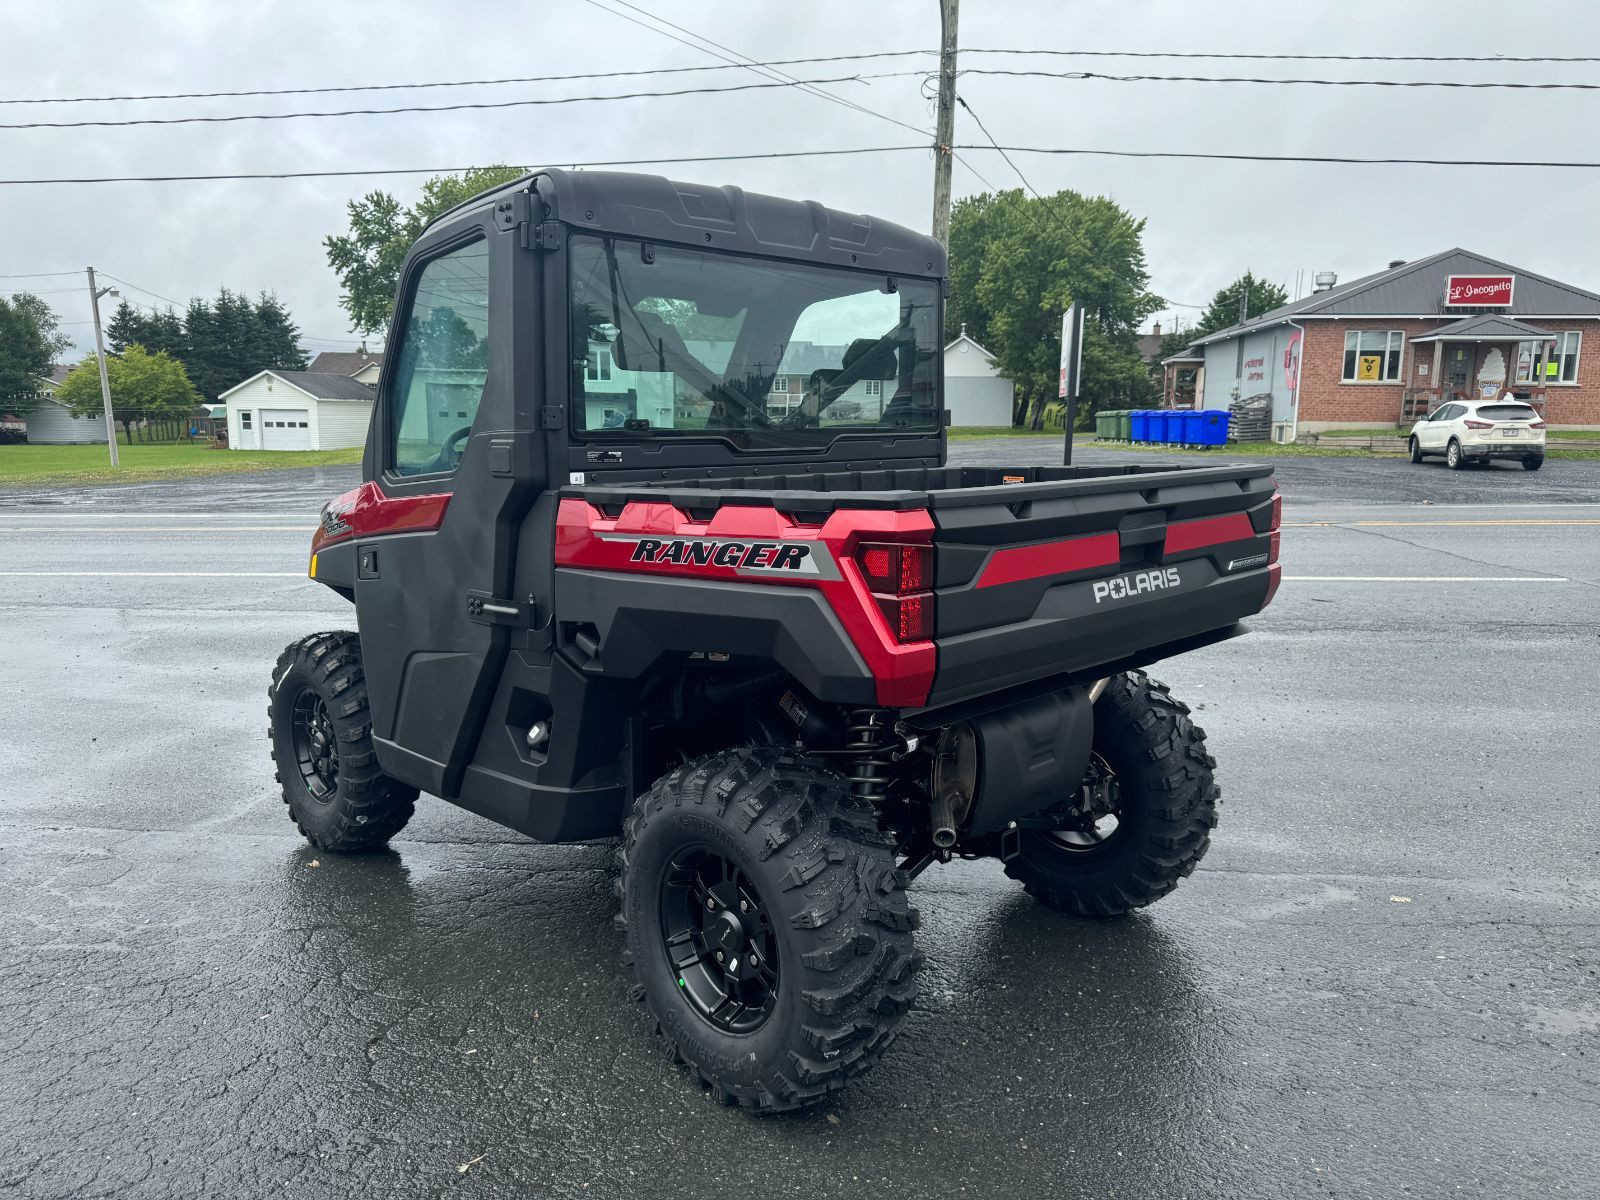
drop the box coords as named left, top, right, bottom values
left=615, top=750, right=922, bottom=1111
left=268, top=631, right=418, bottom=852
left=1004, top=671, right=1219, bottom=917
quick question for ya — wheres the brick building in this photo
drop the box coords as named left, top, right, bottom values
left=1164, top=249, right=1600, bottom=435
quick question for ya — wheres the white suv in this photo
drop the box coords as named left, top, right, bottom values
left=1408, top=399, right=1547, bottom=471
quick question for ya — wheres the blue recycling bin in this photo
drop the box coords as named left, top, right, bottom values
left=1130, top=410, right=1151, bottom=442
left=1195, top=410, right=1230, bottom=446
left=1148, top=411, right=1170, bottom=443
left=1176, top=411, right=1202, bottom=444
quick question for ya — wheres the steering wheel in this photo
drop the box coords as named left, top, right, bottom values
left=433, top=425, right=473, bottom=473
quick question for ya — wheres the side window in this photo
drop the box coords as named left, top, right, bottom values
left=388, top=238, right=490, bottom=477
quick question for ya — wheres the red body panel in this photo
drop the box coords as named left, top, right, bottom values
left=975, top=532, right=1120, bottom=589
left=556, top=498, right=937, bottom=708
left=311, top=481, right=452, bottom=555
left=1163, top=512, right=1257, bottom=555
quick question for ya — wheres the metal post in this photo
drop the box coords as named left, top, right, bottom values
left=85, top=267, right=118, bottom=467
left=930, top=0, right=959, bottom=246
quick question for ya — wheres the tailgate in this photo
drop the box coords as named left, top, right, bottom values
left=925, top=466, right=1279, bottom=707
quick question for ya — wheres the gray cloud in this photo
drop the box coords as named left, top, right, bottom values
left=4, top=0, right=1594, bottom=358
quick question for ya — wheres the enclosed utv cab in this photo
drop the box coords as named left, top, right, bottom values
left=280, top=169, right=1281, bottom=1111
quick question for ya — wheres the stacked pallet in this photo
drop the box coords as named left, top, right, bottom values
left=1229, top=392, right=1273, bottom=442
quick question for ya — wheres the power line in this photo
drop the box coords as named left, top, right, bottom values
left=96, top=274, right=184, bottom=308
left=965, top=47, right=1600, bottom=65
left=965, top=68, right=1600, bottom=91
left=10, top=142, right=1600, bottom=189
left=0, top=52, right=937, bottom=106
left=0, top=75, right=867, bottom=131
left=0, top=269, right=83, bottom=279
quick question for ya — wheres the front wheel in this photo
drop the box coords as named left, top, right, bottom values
left=615, top=750, right=921, bottom=1111
left=268, top=632, right=417, bottom=851
left=1003, top=671, right=1219, bottom=917
left=1409, top=436, right=1424, bottom=463
left=1523, top=456, right=1545, bottom=471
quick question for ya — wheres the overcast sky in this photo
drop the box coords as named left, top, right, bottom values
left=4, top=0, right=1597, bottom=361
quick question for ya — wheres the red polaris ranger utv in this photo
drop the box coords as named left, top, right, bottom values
left=270, top=169, right=1281, bottom=1111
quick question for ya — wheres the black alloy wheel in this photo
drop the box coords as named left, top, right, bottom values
left=291, top=690, right=339, bottom=801
left=1044, top=752, right=1123, bottom=853
left=659, top=848, right=780, bottom=1034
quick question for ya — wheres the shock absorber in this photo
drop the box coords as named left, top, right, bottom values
left=844, top=707, right=896, bottom=803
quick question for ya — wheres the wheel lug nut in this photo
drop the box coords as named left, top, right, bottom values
left=706, top=897, right=716, bottom=910
left=748, top=954, right=758, bottom=967
left=714, top=950, right=724, bottom=963
left=740, top=900, right=748, bottom=912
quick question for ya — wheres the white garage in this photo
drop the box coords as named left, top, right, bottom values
left=220, top=369, right=377, bottom=451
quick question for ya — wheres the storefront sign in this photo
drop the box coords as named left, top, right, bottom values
left=1283, top=330, right=1302, bottom=392
left=1445, top=274, right=1515, bottom=306
left=1357, top=354, right=1383, bottom=381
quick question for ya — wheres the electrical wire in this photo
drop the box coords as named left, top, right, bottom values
left=0, top=269, right=83, bottom=279
left=964, top=68, right=1600, bottom=91
left=964, top=48, right=1600, bottom=65
left=0, top=75, right=866, bottom=131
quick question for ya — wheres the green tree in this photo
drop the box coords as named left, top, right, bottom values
left=106, top=301, right=187, bottom=359
left=948, top=189, right=1162, bottom=428
left=1192, top=271, right=1290, bottom=339
left=56, top=344, right=203, bottom=442
left=325, top=165, right=526, bottom=335
left=179, top=289, right=308, bottom=402
left=0, top=293, right=72, bottom=410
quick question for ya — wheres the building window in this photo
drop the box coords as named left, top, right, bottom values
left=771, top=376, right=790, bottom=394
left=1552, top=331, right=1581, bottom=383
left=1342, top=330, right=1404, bottom=382
left=586, top=348, right=612, bottom=381
left=241, top=412, right=253, bottom=429
left=863, top=379, right=882, bottom=396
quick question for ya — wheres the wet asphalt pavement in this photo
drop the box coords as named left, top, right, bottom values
left=2, top=444, right=1598, bottom=1199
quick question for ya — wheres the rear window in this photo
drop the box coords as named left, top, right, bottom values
left=1476, top=405, right=1538, bottom=421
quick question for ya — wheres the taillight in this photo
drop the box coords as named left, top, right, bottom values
left=1270, top=492, right=1282, bottom=532
left=1463, top=419, right=1494, bottom=430
left=1269, top=530, right=1280, bottom=565
left=1530, top=420, right=1547, bottom=430
left=855, top=541, right=935, bottom=644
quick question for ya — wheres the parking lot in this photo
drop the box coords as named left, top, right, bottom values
left=3, top=444, right=1597, bottom=1199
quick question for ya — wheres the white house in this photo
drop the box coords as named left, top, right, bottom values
left=942, top=325, right=1014, bottom=426
left=306, top=349, right=383, bottom=386
left=4, top=365, right=105, bottom=444
left=220, top=370, right=376, bottom=451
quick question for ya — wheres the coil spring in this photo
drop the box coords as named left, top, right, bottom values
left=844, top=708, right=895, bottom=803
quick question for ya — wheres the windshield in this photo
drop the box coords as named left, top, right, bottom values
left=569, top=234, right=941, bottom=448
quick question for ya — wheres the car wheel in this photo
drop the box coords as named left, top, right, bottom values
left=1446, top=439, right=1465, bottom=470
left=1408, top=436, right=1423, bottom=463
left=1523, top=456, right=1544, bottom=471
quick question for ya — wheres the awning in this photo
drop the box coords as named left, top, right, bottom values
left=1411, top=314, right=1557, bottom=343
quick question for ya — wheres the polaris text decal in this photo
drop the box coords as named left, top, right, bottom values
left=628, top=538, right=817, bottom=573
left=1093, top=566, right=1182, bottom=604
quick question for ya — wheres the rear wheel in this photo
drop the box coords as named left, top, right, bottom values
left=616, top=749, right=921, bottom=1111
left=1409, top=436, right=1424, bottom=463
left=1523, top=455, right=1545, bottom=471
left=1446, top=438, right=1465, bottom=470
left=268, top=632, right=417, bottom=851
left=1003, top=671, right=1218, bottom=917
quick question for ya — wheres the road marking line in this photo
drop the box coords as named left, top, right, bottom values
left=1284, top=575, right=1568, bottom=583
left=1285, top=520, right=1600, bottom=527
left=0, top=571, right=307, bottom=578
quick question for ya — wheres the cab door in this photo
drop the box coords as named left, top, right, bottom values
left=355, top=217, right=546, bottom=797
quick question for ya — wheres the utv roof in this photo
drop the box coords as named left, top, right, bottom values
left=424, top=167, right=947, bottom=278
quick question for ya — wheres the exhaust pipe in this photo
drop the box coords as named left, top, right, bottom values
left=929, top=787, right=960, bottom=849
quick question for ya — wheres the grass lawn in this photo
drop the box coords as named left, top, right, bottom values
left=0, top=442, right=362, bottom=489
left=947, top=425, right=1068, bottom=438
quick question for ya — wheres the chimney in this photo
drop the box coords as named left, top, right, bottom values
left=1152, top=321, right=1162, bottom=336
left=1313, top=271, right=1338, bottom=293
left=959, top=322, right=968, bottom=337
left=1388, top=259, right=1407, bottom=270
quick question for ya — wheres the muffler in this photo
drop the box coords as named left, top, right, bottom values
left=963, top=688, right=1093, bottom=837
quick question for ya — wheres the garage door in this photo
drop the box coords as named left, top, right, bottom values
left=260, top=409, right=311, bottom=450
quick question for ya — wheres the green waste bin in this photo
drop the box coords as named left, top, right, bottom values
left=1115, top=409, right=1133, bottom=441
left=1095, top=411, right=1112, bottom=440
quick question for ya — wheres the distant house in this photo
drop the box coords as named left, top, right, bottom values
left=306, top=349, right=383, bottom=386
left=2, top=365, right=105, bottom=444
left=219, top=369, right=376, bottom=451
left=1136, top=322, right=1167, bottom=366
left=942, top=325, right=1014, bottom=426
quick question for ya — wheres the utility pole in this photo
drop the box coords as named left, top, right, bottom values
left=1238, top=277, right=1250, bottom=325
left=85, top=267, right=119, bottom=467
left=931, top=0, right=959, bottom=246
